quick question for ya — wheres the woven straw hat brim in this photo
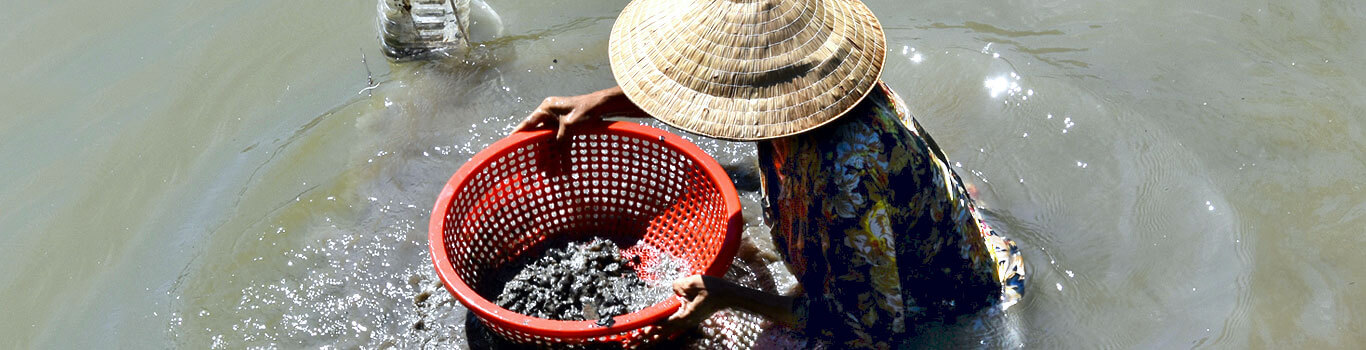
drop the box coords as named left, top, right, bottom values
left=609, top=0, right=886, bottom=141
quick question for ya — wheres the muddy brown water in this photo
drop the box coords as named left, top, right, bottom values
left=3, top=0, right=1365, bottom=348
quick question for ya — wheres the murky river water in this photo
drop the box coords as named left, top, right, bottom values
left=3, top=0, right=1364, bottom=348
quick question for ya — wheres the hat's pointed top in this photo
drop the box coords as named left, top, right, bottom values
left=609, top=0, right=886, bottom=140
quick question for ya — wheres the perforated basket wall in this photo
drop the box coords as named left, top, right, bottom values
left=429, top=122, right=743, bottom=348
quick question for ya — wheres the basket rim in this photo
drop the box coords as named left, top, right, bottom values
left=428, top=121, right=744, bottom=340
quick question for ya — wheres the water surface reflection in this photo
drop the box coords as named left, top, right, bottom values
left=3, top=0, right=1364, bottom=348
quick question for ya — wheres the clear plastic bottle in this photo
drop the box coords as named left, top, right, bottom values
left=377, top=0, right=471, bottom=60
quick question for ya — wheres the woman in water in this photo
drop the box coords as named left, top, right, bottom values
left=516, top=0, right=1025, bottom=347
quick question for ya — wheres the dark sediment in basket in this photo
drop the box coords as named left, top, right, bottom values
left=484, top=237, right=670, bottom=325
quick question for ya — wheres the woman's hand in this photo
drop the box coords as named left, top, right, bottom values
left=666, top=275, right=734, bottom=328
left=514, top=86, right=645, bottom=141
left=661, top=275, right=801, bottom=333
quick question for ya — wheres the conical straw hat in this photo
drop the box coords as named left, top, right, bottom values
left=609, top=0, right=886, bottom=141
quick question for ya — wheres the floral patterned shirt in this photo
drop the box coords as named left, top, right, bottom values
left=757, top=82, right=1026, bottom=347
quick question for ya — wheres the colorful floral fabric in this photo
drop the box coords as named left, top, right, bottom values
left=757, top=82, right=1026, bottom=347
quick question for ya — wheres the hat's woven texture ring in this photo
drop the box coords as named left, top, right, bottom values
left=609, top=0, right=886, bottom=141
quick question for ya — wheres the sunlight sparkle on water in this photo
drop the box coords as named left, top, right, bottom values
left=902, top=45, right=924, bottom=63
left=984, top=74, right=1022, bottom=98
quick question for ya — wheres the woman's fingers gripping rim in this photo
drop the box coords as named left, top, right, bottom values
left=514, top=108, right=554, bottom=133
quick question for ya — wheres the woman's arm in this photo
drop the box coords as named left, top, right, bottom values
left=514, top=86, right=649, bottom=140
left=667, top=275, right=800, bottom=327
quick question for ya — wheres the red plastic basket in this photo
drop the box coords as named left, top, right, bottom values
left=429, top=121, right=743, bottom=347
